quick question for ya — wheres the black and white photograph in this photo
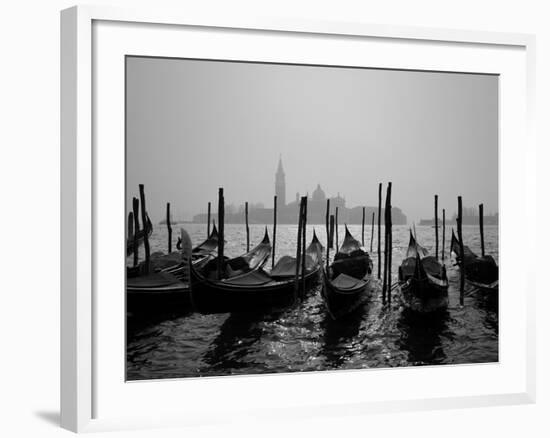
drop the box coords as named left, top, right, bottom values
left=125, top=56, right=499, bottom=380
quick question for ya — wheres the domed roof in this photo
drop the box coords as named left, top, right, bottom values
left=312, top=184, right=326, bottom=202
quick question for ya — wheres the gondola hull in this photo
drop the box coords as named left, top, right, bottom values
left=126, top=254, right=215, bottom=314
left=451, top=230, right=499, bottom=293
left=466, top=278, right=499, bottom=292
left=126, top=270, right=192, bottom=314
left=321, top=268, right=371, bottom=319
left=127, top=286, right=191, bottom=314
left=399, top=232, right=449, bottom=313
left=190, top=231, right=323, bottom=314
left=321, top=226, right=373, bottom=319
left=190, top=267, right=320, bottom=314
left=126, top=226, right=270, bottom=315
left=400, top=276, right=449, bottom=313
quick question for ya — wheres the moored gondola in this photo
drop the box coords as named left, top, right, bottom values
left=191, top=227, right=272, bottom=280
left=127, top=227, right=271, bottom=314
left=189, top=231, right=323, bottom=314
left=398, top=232, right=449, bottom=312
left=321, top=226, right=373, bottom=319
left=450, top=229, right=499, bottom=291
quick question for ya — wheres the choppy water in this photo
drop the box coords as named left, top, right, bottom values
left=127, top=223, right=498, bottom=380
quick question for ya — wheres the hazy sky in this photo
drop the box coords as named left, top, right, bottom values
left=126, top=56, right=498, bottom=223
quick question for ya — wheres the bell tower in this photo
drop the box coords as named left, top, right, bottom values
left=275, top=155, right=286, bottom=207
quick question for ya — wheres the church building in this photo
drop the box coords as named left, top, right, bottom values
left=193, top=157, right=406, bottom=225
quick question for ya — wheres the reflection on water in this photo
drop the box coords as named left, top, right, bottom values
left=397, top=308, right=451, bottom=365
left=127, top=224, right=498, bottom=380
left=203, top=312, right=273, bottom=372
left=321, top=302, right=367, bottom=369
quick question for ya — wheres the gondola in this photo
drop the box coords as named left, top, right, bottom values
left=127, top=227, right=271, bottom=313
left=127, top=224, right=220, bottom=280
left=159, top=224, right=221, bottom=274
left=189, top=231, right=324, bottom=314
left=450, top=229, right=499, bottom=291
left=321, top=226, right=373, bottom=319
left=126, top=214, right=153, bottom=256
left=398, top=232, right=449, bottom=312
left=190, top=227, right=272, bottom=280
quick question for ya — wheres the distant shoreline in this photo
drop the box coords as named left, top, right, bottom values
left=158, top=221, right=498, bottom=227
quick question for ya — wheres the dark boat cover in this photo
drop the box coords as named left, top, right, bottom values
left=400, top=255, right=445, bottom=279
left=270, top=255, right=316, bottom=278
left=400, top=232, right=446, bottom=280
left=221, top=270, right=273, bottom=286
left=127, top=271, right=182, bottom=289
left=331, top=273, right=365, bottom=290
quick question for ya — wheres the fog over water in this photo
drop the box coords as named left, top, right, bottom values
left=126, top=57, right=498, bottom=223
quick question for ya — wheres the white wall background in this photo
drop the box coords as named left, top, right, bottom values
left=0, top=0, right=547, bottom=436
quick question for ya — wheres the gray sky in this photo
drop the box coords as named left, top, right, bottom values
left=126, top=56, right=498, bottom=223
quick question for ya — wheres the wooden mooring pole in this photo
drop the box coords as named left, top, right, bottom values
left=457, top=196, right=465, bottom=305
left=301, top=197, right=308, bottom=294
left=382, top=183, right=392, bottom=304
left=329, top=215, right=335, bottom=250
left=294, top=197, right=305, bottom=297
left=128, top=212, right=134, bottom=242
left=326, top=220, right=331, bottom=271
left=217, top=188, right=225, bottom=280
left=166, top=202, right=172, bottom=253
left=382, top=188, right=388, bottom=303
left=335, top=207, right=339, bottom=251
left=325, top=199, right=330, bottom=267
left=434, top=195, right=439, bottom=260
left=132, top=197, right=139, bottom=267
left=325, top=199, right=330, bottom=245
left=272, top=195, right=277, bottom=269
left=245, top=201, right=250, bottom=252
left=479, top=203, right=485, bottom=257
left=377, top=183, right=382, bottom=279
left=370, top=212, right=375, bottom=253
left=138, top=184, right=150, bottom=274
left=361, top=206, right=365, bottom=247
left=442, top=209, right=446, bottom=261
left=387, top=183, right=393, bottom=305
left=207, top=202, right=211, bottom=237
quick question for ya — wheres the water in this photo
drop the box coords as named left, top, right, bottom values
left=127, top=224, right=498, bottom=380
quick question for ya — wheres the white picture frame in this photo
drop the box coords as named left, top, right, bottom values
left=60, top=5, right=536, bottom=433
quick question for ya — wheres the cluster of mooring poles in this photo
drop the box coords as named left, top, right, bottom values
left=217, top=188, right=225, bottom=279
left=322, top=181, right=394, bottom=307
left=245, top=201, right=250, bottom=252
left=131, top=197, right=140, bottom=267
left=294, top=196, right=308, bottom=297
left=457, top=196, right=465, bottom=305
left=381, top=182, right=393, bottom=305
left=428, top=194, right=465, bottom=303
left=128, top=182, right=489, bottom=312
left=459, top=199, right=486, bottom=304
left=426, top=194, right=487, bottom=306
left=126, top=184, right=152, bottom=274
left=325, top=199, right=331, bottom=271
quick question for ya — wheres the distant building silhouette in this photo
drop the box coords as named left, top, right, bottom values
left=418, top=207, right=498, bottom=226
left=456, top=208, right=498, bottom=225
left=193, top=157, right=407, bottom=225
left=275, top=155, right=286, bottom=208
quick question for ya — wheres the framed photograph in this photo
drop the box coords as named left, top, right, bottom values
left=61, top=5, right=536, bottom=433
